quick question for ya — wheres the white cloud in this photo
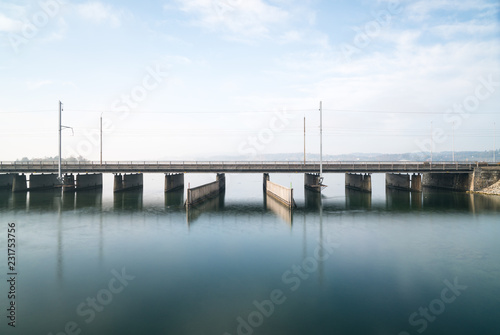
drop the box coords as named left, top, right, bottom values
left=0, top=13, right=22, bottom=32
left=26, top=80, right=53, bottom=90
left=407, top=0, right=499, bottom=22
left=76, top=1, right=125, bottom=28
left=431, top=21, right=499, bottom=38
left=172, top=0, right=290, bottom=38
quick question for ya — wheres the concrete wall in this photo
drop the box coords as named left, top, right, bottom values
left=113, top=174, right=123, bottom=192
left=76, top=173, right=103, bottom=190
left=12, top=174, right=27, bottom=192
left=114, top=173, right=143, bottom=192
left=186, top=174, right=225, bottom=207
left=386, top=174, right=410, bottom=190
left=165, top=173, right=184, bottom=192
left=345, top=173, right=372, bottom=193
left=471, top=168, right=500, bottom=192
left=0, top=174, right=15, bottom=190
left=265, top=180, right=294, bottom=208
left=386, top=173, right=422, bottom=192
left=422, top=173, right=473, bottom=192
left=29, top=173, right=59, bottom=191
left=304, top=173, right=321, bottom=192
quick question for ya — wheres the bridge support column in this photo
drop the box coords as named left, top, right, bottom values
left=264, top=175, right=296, bottom=209
left=0, top=174, right=15, bottom=190
left=62, top=174, right=75, bottom=192
left=304, top=173, right=322, bottom=192
left=422, top=173, right=473, bottom=192
left=114, top=173, right=143, bottom=192
left=113, top=174, right=123, bottom=192
left=29, top=173, right=59, bottom=191
left=263, top=173, right=270, bottom=191
left=165, top=173, right=184, bottom=192
left=386, top=173, right=422, bottom=192
left=185, top=173, right=226, bottom=208
left=411, top=174, right=422, bottom=192
left=346, top=173, right=371, bottom=193
left=12, top=174, right=27, bottom=192
left=76, top=173, right=103, bottom=191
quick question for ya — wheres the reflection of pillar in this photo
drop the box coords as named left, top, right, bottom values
left=318, top=193, right=323, bottom=286
left=99, top=210, right=103, bottom=267
left=57, top=197, right=63, bottom=285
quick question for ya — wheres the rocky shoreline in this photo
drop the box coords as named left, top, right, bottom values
left=473, top=180, right=500, bottom=196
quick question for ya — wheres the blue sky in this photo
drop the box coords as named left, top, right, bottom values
left=0, top=0, right=499, bottom=161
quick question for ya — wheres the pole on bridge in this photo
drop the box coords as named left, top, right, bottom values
left=58, top=101, right=62, bottom=182
left=100, top=113, right=103, bottom=166
left=319, top=101, right=323, bottom=183
left=304, top=116, right=306, bottom=165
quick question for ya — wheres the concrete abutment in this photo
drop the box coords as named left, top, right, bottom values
left=264, top=174, right=296, bottom=209
left=304, top=173, right=322, bottom=192
left=165, top=173, right=184, bottom=192
left=185, top=173, right=226, bottom=208
left=386, top=173, right=422, bottom=192
left=346, top=173, right=372, bottom=193
left=114, top=173, right=143, bottom=192
left=0, top=174, right=15, bottom=190
left=29, top=173, right=59, bottom=191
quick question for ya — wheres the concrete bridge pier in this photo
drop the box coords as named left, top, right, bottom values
left=345, top=173, right=372, bottom=193
left=422, top=173, right=473, bottom=192
left=304, top=173, right=322, bottom=192
left=264, top=174, right=296, bottom=209
left=76, top=173, right=103, bottom=191
left=114, top=173, right=143, bottom=192
left=165, top=173, right=184, bottom=192
left=0, top=174, right=15, bottom=190
left=29, top=173, right=59, bottom=191
left=12, top=174, right=27, bottom=192
left=386, top=173, right=422, bottom=192
left=62, top=174, right=75, bottom=192
left=185, top=173, right=226, bottom=208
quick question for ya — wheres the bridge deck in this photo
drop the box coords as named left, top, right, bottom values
left=0, top=161, right=486, bottom=174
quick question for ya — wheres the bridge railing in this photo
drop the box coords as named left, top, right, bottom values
left=0, top=160, right=487, bottom=172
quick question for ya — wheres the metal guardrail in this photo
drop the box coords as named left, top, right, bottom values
left=0, top=160, right=487, bottom=173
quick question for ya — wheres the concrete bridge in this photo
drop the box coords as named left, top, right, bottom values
left=0, top=160, right=482, bottom=174
left=0, top=161, right=498, bottom=209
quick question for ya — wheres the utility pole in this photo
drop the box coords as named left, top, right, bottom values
left=303, top=116, right=306, bottom=165
left=58, top=101, right=62, bottom=182
left=319, top=101, right=323, bottom=183
left=100, top=113, right=103, bottom=165
left=494, top=122, right=497, bottom=163
left=452, top=121, right=455, bottom=162
left=430, top=121, right=433, bottom=163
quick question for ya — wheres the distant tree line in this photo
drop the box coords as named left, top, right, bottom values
left=16, top=156, right=89, bottom=162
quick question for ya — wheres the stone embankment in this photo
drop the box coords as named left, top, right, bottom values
left=475, top=180, right=500, bottom=196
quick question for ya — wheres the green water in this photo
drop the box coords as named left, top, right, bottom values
left=0, top=173, right=499, bottom=335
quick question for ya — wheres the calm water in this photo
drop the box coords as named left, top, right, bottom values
left=0, top=173, right=499, bottom=335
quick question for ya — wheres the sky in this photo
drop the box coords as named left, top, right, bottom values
left=0, top=0, right=499, bottom=161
